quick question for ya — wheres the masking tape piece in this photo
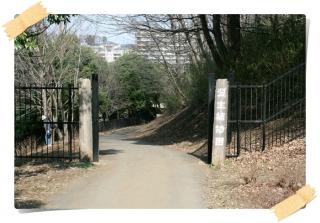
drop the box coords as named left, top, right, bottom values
left=3, top=2, right=49, bottom=40
left=296, top=184, right=315, bottom=201
left=271, top=185, right=315, bottom=221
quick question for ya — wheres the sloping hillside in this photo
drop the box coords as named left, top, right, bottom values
left=130, top=105, right=209, bottom=160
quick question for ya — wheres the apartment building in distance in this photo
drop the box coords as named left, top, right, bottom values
left=79, top=33, right=190, bottom=65
left=104, top=42, right=135, bottom=62
left=79, top=35, right=135, bottom=62
left=134, top=30, right=190, bottom=65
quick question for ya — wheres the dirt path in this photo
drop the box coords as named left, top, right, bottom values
left=44, top=127, right=207, bottom=209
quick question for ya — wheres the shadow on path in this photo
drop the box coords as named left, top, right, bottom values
left=99, top=149, right=123, bottom=156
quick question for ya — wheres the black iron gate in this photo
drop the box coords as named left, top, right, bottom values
left=14, top=83, right=80, bottom=160
left=225, top=63, right=305, bottom=157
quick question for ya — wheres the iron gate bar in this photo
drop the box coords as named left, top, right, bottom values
left=265, top=63, right=305, bottom=87
left=15, top=83, right=80, bottom=160
left=68, top=84, right=72, bottom=160
left=40, top=84, right=43, bottom=157
left=225, top=63, right=305, bottom=157
left=45, top=85, right=48, bottom=158
left=29, top=84, right=33, bottom=157
left=244, top=87, right=247, bottom=149
left=92, top=73, right=99, bottom=162
left=262, top=84, right=267, bottom=151
left=15, top=121, right=79, bottom=124
left=228, top=120, right=263, bottom=123
left=14, top=86, right=79, bottom=90
left=229, top=85, right=263, bottom=88
left=24, top=85, right=27, bottom=156
left=236, top=85, right=240, bottom=156
left=265, top=98, right=305, bottom=122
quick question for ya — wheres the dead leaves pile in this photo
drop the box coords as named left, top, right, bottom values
left=207, top=137, right=305, bottom=208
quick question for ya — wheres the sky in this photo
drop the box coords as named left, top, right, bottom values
left=70, top=14, right=136, bottom=44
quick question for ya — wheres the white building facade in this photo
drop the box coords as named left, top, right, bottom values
left=80, top=35, right=134, bottom=63
left=104, top=43, right=134, bottom=62
left=135, top=30, right=190, bottom=65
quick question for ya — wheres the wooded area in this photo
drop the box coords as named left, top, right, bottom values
left=88, top=14, right=305, bottom=107
left=14, top=14, right=305, bottom=146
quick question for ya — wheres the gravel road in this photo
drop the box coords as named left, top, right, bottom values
left=44, top=129, right=207, bottom=209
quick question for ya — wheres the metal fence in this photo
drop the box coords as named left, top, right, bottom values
left=226, top=63, right=305, bottom=157
left=14, top=83, right=80, bottom=160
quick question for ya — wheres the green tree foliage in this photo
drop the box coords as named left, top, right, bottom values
left=184, top=15, right=306, bottom=106
left=15, top=27, right=111, bottom=124
left=84, top=35, right=96, bottom=45
left=184, top=61, right=213, bottom=106
left=235, top=15, right=305, bottom=84
left=15, top=14, right=305, bottom=120
left=113, top=53, right=163, bottom=117
left=79, top=47, right=108, bottom=79
left=15, top=14, right=74, bottom=50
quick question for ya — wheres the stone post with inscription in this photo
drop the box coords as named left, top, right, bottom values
left=211, top=79, right=229, bottom=166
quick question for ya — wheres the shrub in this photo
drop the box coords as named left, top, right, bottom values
left=162, top=94, right=182, bottom=114
left=240, top=161, right=259, bottom=184
left=274, top=163, right=305, bottom=192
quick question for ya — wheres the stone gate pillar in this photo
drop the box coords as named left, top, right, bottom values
left=212, top=79, right=229, bottom=166
left=79, top=78, right=93, bottom=161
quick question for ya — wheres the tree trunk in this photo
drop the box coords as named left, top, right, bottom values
left=178, top=15, right=201, bottom=67
left=212, top=14, right=229, bottom=70
left=199, top=14, right=224, bottom=72
left=227, top=14, right=241, bottom=70
left=144, top=15, right=187, bottom=103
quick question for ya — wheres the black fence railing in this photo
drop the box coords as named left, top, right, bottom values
left=14, top=83, right=80, bottom=160
left=225, top=64, right=305, bottom=157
